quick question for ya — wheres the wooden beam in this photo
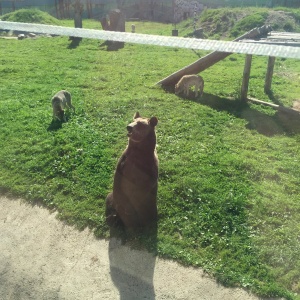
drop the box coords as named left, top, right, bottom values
left=241, top=55, right=252, bottom=101
left=248, top=97, right=300, bottom=116
left=247, top=97, right=279, bottom=109
left=157, top=25, right=272, bottom=87
left=264, top=56, right=276, bottom=93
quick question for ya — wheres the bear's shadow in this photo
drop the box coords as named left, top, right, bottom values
left=47, top=113, right=73, bottom=131
left=47, top=119, right=63, bottom=131
left=108, top=225, right=157, bottom=300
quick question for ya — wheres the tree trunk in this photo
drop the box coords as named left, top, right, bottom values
left=58, top=0, right=65, bottom=19
left=65, top=0, right=71, bottom=19
left=69, top=0, right=83, bottom=42
left=86, top=0, right=92, bottom=19
left=55, top=0, right=58, bottom=18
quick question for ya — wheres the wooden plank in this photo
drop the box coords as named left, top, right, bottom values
left=248, top=97, right=300, bottom=115
left=267, top=35, right=300, bottom=40
left=157, top=25, right=272, bottom=87
left=241, top=40, right=300, bottom=47
left=268, top=31, right=300, bottom=37
left=264, top=56, right=276, bottom=93
left=247, top=97, right=279, bottom=108
left=241, top=55, right=252, bottom=101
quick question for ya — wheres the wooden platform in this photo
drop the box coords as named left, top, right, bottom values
left=242, top=31, right=300, bottom=47
left=157, top=27, right=300, bottom=116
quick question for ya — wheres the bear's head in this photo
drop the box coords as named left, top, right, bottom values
left=57, top=109, right=65, bottom=121
left=127, top=112, right=158, bottom=143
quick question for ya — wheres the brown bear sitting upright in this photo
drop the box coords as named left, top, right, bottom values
left=106, top=112, right=159, bottom=229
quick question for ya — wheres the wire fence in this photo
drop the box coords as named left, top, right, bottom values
left=1, top=21, right=300, bottom=60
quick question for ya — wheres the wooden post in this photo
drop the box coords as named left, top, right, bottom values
left=264, top=56, right=276, bottom=93
left=241, top=54, right=252, bottom=101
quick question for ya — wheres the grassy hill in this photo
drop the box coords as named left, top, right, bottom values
left=1, top=8, right=61, bottom=25
left=1, top=7, right=300, bottom=300
left=177, top=7, right=300, bottom=39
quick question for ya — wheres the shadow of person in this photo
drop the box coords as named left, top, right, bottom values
left=108, top=225, right=157, bottom=300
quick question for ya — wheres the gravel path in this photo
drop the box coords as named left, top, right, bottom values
left=0, top=196, right=275, bottom=300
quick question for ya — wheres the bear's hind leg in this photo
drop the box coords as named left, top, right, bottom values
left=105, top=193, right=123, bottom=227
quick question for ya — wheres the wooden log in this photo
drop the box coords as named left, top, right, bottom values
left=241, top=55, right=252, bottom=101
left=109, top=9, right=125, bottom=32
left=247, top=97, right=280, bottom=109
left=247, top=97, right=300, bottom=116
left=157, top=25, right=272, bottom=87
left=241, top=40, right=300, bottom=47
left=264, top=56, right=276, bottom=93
left=101, top=9, right=125, bottom=32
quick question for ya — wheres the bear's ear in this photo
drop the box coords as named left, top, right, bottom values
left=149, top=116, right=158, bottom=127
left=134, top=111, right=141, bottom=119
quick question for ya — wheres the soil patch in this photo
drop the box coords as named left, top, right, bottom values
left=0, top=195, right=270, bottom=300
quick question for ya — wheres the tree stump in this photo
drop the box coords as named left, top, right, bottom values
left=100, top=9, right=125, bottom=50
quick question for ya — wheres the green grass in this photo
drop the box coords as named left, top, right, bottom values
left=230, top=12, right=268, bottom=37
left=1, top=8, right=300, bottom=300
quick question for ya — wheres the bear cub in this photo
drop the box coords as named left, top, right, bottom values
left=106, top=112, right=159, bottom=229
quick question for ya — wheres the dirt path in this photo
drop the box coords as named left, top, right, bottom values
left=0, top=196, right=274, bottom=300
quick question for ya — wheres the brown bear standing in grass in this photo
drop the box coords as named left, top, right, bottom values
left=106, top=112, right=159, bottom=229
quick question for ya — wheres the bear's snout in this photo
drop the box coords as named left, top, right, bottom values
left=127, top=125, right=133, bottom=133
